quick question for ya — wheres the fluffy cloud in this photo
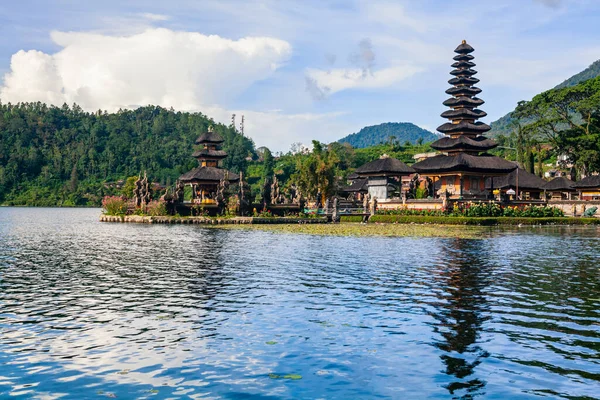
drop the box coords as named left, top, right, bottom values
left=0, top=28, right=291, bottom=112
left=305, top=65, right=422, bottom=97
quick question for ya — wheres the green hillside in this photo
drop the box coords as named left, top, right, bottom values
left=489, top=59, right=600, bottom=136
left=0, top=103, right=254, bottom=206
left=338, top=122, right=438, bottom=148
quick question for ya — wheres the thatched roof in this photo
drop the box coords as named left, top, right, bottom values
left=431, top=136, right=497, bottom=152
left=347, top=172, right=360, bottom=180
left=355, top=156, right=415, bottom=176
left=455, top=41, right=474, bottom=54
left=413, top=153, right=517, bottom=175
left=443, top=96, right=484, bottom=108
left=448, top=76, right=480, bottom=86
left=195, top=131, right=224, bottom=144
left=441, top=108, right=487, bottom=120
left=445, top=86, right=481, bottom=96
left=485, top=168, right=546, bottom=191
left=342, top=178, right=369, bottom=193
left=573, top=174, right=600, bottom=189
left=543, top=176, right=576, bottom=191
left=437, top=121, right=491, bottom=134
left=179, top=166, right=239, bottom=183
left=192, top=149, right=228, bottom=159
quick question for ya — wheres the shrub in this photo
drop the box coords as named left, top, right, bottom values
left=102, top=196, right=127, bottom=215
left=146, top=200, right=168, bottom=216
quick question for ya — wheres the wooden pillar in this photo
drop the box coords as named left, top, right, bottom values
left=459, top=176, right=464, bottom=199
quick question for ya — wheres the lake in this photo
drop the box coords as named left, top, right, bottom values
left=1, top=208, right=599, bottom=399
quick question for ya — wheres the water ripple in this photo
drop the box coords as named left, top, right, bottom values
left=1, top=208, right=599, bottom=399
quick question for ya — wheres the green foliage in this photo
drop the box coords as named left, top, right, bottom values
left=338, top=122, right=438, bottom=148
left=0, top=102, right=254, bottom=206
left=145, top=200, right=168, bottom=216
left=489, top=58, right=600, bottom=137
left=101, top=196, right=127, bottom=215
left=515, top=76, right=600, bottom=176
left=121, top=176, right=138, bottom=199
left=369, top=215, right=591, bottom=225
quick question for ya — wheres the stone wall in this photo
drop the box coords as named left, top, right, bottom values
left=548, top=201, right=600, bottom=217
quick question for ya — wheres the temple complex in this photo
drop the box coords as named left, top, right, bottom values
left=178, top=126, right=239, bottom=204
left=412, top=41, right=516, bottom=199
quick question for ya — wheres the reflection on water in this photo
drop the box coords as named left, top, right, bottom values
left=0, top=208, right=599, bottom=399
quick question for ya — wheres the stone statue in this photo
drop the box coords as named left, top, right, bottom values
left=324, top=198, right=331, bottom=214
left=584, top=206, right=598, bottom=217
left=175, top=180, right=184, bottom=203
left=332, top=197, right=340, bottom=223
left=425, top=177, right=434, bottom=198
left=363, top=193, right=370, bottom=212
left=133, top=174, right=142, bottom=207
left=271, top=176, right=280, bottom=204
left=289, top=183, right=298, bottom=204
left=370, top=196, right=377, bottom=216
left=315, top=191, right=322, bottom=208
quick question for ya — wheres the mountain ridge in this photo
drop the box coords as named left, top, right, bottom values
left=338, top=122, right=438, bottom=148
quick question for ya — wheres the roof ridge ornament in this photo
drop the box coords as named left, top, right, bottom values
left=208, top=125, right=214, bottom=132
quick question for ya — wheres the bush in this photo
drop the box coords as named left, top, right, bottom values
left=368, top=215, right=597, bottom=225
left=146, top=200, right=168, bottom=216
left=102, top=196, right=127, bottom=215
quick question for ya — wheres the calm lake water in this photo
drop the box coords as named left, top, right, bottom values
left=1, top=208, right=599, bottom=399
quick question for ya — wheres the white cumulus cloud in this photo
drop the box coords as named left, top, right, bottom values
left=0, top=28, right=292, bottom=112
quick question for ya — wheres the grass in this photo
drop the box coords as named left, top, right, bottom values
left=211, top=223, right=491, bottom=238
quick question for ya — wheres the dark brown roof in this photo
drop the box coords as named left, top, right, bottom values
left=179, top=166, right=239, bottom=183
left=413, top=153, right=517, bottom=175
left=450, top=68, right=477, bottom=77
left=347, top=172, right=360, bottom=180
left=192, top=149, right=228, bottom=159
left=445, top=86, right=481, bottom=97
left=485, top=168, right=546, bottom=190
left=195, top=131, right=224, bottom=144
left=437, top=121, right=491, bottom=134
left=431, top=136, right=497, bottom=152
left=342, top=178, right=369, bottom=193
left=453, top=54, right=474, bottom=62
left=573, top=174, right=600, bottom=188
left=441, top=108, right=487, bottom=119
left=455, top=41, right=474, bottom=54
left=355, top=157, right=415, bottom=176
left=451, top=61, right=475, bottom=68
left=448, top=76, right=480, bottom=86
left=543, top=176, right=576, bottom=191
left=443, top=96, right=484, bottom=108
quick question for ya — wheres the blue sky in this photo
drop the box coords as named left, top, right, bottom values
left=1, top=0, right=599, bottom=151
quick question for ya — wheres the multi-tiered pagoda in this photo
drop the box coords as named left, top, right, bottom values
left=413, top=41, right=516, bottom=199
left=178, top=126, right=239, bottom=203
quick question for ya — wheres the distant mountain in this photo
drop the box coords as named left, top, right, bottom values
left=338, top=122, right=438, bottom=148
left=488, top=59, right=600, bottom=137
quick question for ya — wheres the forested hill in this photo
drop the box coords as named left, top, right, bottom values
left=338, top=122, right=438, bottom=148
left=0, top=103, right=254, bottom=206
left=489, top=58, right=600, bottom=136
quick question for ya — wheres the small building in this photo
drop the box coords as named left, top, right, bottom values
left=178, top=126, right=239, bottom=204
left=485, top=168, right=546, bottom=200
left=354, top=155, right=415, bottom=200
left=543, top=176, right=576, bottom=200
left=574, top=175, right=600, bottom=201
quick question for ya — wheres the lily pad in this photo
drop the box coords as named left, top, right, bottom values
left=117, top=369, right=130, bottom=375
left=148, top=389, right=159, bottom=394
left=268, top=373, right=281, bottom=379
left=283, top=374, right=302, bottom=380
left=265, top=341, right=278, bottom=345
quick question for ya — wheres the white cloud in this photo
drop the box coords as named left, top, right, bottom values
left=305, top=64, right=423, bottom=96
left=0, top=28, right=291, bottom=112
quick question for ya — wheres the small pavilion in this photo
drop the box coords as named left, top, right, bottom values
left=574, top=175, right=600, bottom=201
left=543, top=176, right=576, bottom=200
left=412, top=41, right=516, bottom=199
left=178, top=126, right=239, bottom=204
left=485, top=168, right=546, bottom=200
left=354, top=155, right=415, bottom=200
